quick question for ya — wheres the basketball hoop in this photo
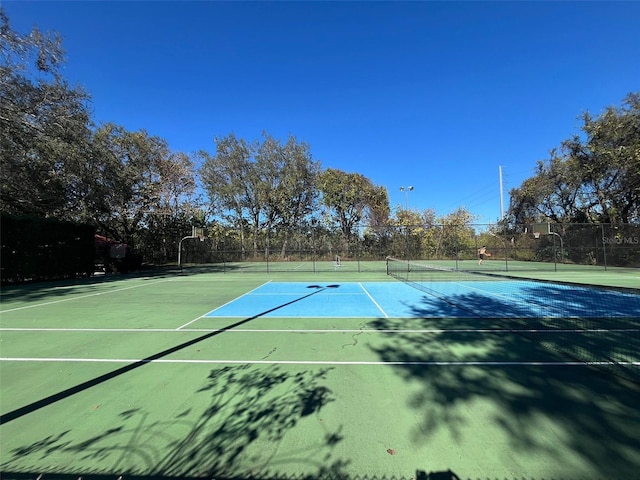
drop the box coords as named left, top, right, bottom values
left=533, top=232, right=540, bottom=239
left=193, top=226, right=205, bottom=241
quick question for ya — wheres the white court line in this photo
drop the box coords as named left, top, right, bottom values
left=175, top=281, right=273, bottom=330
left=359, top=282, right=388, bottom=318
left=251, top=292, right=357, bottom=296
left=1, top=327, right=637, bottom=334
left=0, top=279, right=174, bottom=313
left=1, top=357, right=638, bottom=366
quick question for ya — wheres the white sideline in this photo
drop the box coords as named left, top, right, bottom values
left=0, top=278, right=173, bottom=313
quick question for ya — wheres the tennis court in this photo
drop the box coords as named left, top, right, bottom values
left=1, top=265, right=639, bottom=480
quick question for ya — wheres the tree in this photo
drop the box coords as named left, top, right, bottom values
left=508, top=151, right=585, bottom=225
left=200, top=133, right=259, bottom=257
left=436, top=208, right=477, bottom=258
left=317, top=168, right=387, bottom=255
left=140, top=151, right=201, bottom=262
left=564, top=92, right=640, bottom=223
left=397, top=207, right=440, bottom=259
left=255, top=133, right=321, bottom=257
left=0, top=8, right=93, bottom=218
left=507, top=93, right=640, bottom=225
left=200, top=133, right=321, bottom=258
left=366, top=185, right=391, bottom=228
left=87, top=123, right=173, bottom=245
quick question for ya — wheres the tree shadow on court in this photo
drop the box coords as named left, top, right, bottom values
left=0, top=284, right=353, bottom=478
left=368, top=285, right=640, bottom=479
left=0, top=267, right=180, bottom=304
left=152, top=364, right=345, bottom=478
left=0, top=364, right=352, bottom=479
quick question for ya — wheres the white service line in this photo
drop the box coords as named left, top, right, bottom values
left=0, top=279, right=174, bottom=313
left=2, top=357, right=637, bottom=366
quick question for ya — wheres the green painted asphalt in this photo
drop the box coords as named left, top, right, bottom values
left=1, top=268, right=639, bottom=479
left=2, top=360, right=639, bottom=479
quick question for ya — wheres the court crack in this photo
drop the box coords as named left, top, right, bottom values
left=261, top=347, right=277, bottom=359
left=341, top=323, right=365, bottom=349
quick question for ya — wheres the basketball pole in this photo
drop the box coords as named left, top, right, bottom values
left=178, top=227, right=201, bottom=270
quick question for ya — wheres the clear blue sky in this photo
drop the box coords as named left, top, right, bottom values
left=4, top=1, right=639, bottom=224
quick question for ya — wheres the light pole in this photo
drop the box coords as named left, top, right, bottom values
left=400, top=186, right=414, bottom=210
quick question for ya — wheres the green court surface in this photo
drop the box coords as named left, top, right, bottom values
left=1, top=266, right=639, bottom=480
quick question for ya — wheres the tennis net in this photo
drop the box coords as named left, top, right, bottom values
left=386, top=257, right=640, bottom=383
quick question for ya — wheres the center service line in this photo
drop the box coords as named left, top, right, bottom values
left=358, top=282, right=389, bottom=318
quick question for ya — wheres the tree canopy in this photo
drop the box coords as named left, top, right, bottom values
left=318, top=168, right=389, bottom=247
left=200, top=132, right=321, bottom=256
left=507, top=92, right=640, bottom=225
left=0, top=9, right=93, bottom=218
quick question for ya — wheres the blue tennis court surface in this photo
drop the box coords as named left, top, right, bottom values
left=203, top=281, right=640, bottom=319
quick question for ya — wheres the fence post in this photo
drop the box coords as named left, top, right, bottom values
left=601, top=223, right=608, bottom=271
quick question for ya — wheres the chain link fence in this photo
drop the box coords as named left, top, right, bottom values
left=176, top=223, right=640, bottom=273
